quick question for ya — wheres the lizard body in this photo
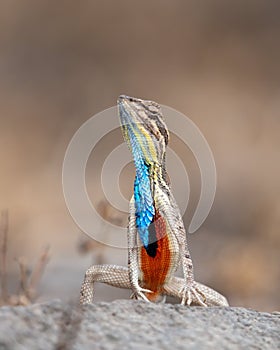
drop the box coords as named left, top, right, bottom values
left=80, top=95, right=229, bottom=307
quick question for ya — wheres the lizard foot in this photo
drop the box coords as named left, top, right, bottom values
left=180, top=283, right=207, bottom=307
left=130, top=287, right=153, bottom=302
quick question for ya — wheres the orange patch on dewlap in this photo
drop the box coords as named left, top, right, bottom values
left=140, top=212, right=171, bottom=301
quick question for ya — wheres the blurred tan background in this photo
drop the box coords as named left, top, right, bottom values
left=0, top=0, right=279, bottom=311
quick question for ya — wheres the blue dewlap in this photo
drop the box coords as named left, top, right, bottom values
left=134, top=163, right=155, bottom=248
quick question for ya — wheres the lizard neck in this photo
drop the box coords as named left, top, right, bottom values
left=149, top=160, right=171, bottom=196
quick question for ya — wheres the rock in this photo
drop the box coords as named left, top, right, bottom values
left=0, top=300, right=279, bottom=350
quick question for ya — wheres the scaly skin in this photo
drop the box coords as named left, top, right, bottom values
left=80, top=95, right=229, bottom=307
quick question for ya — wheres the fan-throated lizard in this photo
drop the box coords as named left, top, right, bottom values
left=80, top=95, right=229, bottom=307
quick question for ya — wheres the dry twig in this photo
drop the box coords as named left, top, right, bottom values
left=0, top=210, right=50, bottom=306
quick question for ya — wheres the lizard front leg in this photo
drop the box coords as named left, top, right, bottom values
left=179, top=235, right=208, bottom=307
left=128, top=197, right=152, bottom=301
left=181, top=260, right=208, bottom=307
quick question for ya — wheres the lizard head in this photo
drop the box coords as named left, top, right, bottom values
left=117, top=95, right=169, bottom=167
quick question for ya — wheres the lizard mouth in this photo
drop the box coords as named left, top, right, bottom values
left=118, top=94, right=142, bottom=103
left=118, top=95, right=161, bottom=109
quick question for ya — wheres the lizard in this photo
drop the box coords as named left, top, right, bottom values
left=80, top=95, right=229, bottom=307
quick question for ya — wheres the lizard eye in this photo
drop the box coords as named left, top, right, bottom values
left=146, top=104, right=160, bottom=114
left=148, top=106, right=158, bottom=113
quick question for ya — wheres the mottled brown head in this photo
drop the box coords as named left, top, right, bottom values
left=118, top=95, right=169, bottom=166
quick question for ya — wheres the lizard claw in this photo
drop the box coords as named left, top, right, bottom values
left=180, top=283, right=207, bottom=307
left=130, top=286, right=153, bottom=302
